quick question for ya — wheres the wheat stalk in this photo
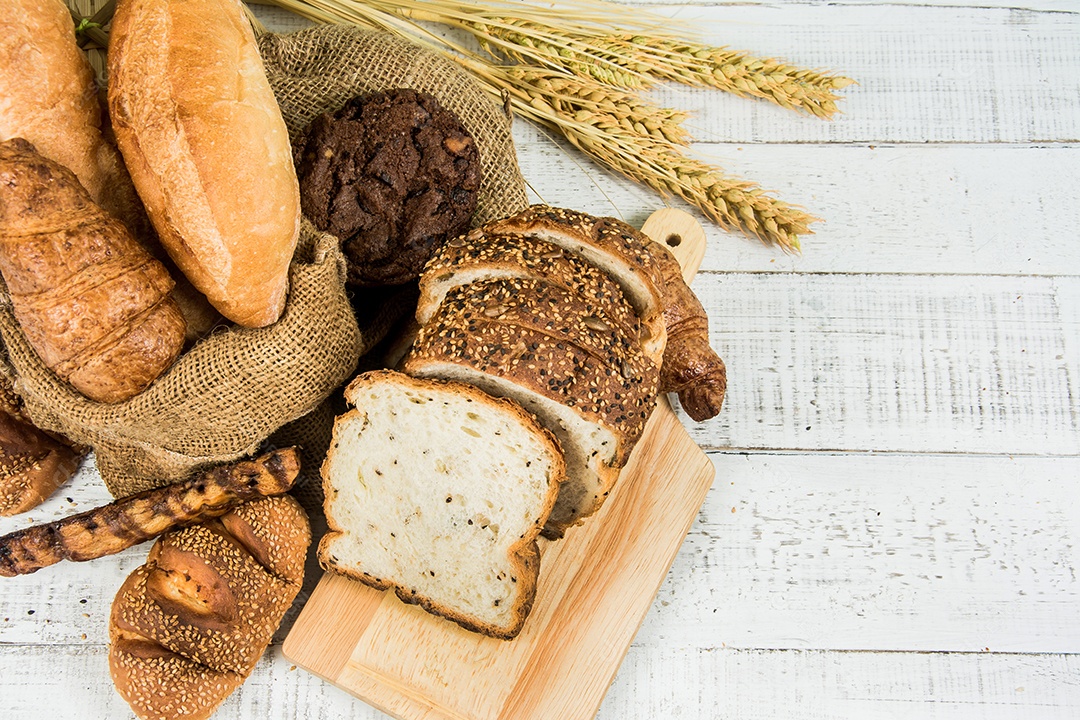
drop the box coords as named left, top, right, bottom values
left=487, top=66, right=813, bottom=250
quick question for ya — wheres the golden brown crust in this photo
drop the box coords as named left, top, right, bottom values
left=109, top=495, right=310, bottom=719
left=418, top=231, right=658, bottom=358
left=0, top=448, right=301, bottom=576
left=0, top=406, right=84, bottom=516
left=0, top=138, right=186, bottom=403
left=108, top=0, right=300, bottom=328
left=0, top=0, right=150, bottom=238
left=647, top=242, right=727, bottom=421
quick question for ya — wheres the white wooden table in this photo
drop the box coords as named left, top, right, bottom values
left=3, top=0, right=1079, bottom=717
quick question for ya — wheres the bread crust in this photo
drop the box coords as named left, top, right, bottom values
left=320, top=369, right=565, bottom=639
left=0, top=0, right=149, bottom=236
left=0, top=448, right=300, bottom=576
left=418, top=231, right=659, bottom=360
left=0, top=138, right=187, bottom=403
left=108, top=0, right=300, bottom=328
left=109, top=495, right=310, bottom=719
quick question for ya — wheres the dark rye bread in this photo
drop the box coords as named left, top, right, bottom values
left=404, top=286, right=658, bottom=537
left=319, top=370, right=565, bottom=639
left=417, top=232, right=660, bottom=362
left=109, top=496, right=310, bottom=720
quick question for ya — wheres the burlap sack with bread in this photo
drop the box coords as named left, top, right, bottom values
left=0, top=0, right=527, bottom=499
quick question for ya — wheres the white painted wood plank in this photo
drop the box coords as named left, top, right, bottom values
left=683, top=272, right=1080, bottom=454
left=3, top=642, right=1078, bottom=720
left=638, top=453, right=1080, bottom=653
left=252, top=5, right=1080, bottom=144
left=516, top=138, right=1080, bottom=276
left=4, top=454, right=1079, bottom=654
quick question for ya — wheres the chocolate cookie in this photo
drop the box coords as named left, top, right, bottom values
left=295, top=89, right=482, bottom=286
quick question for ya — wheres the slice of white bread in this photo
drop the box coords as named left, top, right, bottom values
left=318, top=370, right=565, bottom=639
left=404, top=280, right=658, bottom=538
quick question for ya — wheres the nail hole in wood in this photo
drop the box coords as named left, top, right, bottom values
left=666, top=233, right=682, bottom=247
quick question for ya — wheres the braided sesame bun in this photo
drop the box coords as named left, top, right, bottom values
left=108, top=495, right=310, bottom=720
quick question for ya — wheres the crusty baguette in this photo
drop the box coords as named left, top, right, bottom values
left=417, top=231, right=659, bottom=361
left=0, top=448, right=300, bottom=576
left=404, top=282, right=658, bottom=538
left=0, top=0, right=149, bottom=238
left=108, top=0, right=301, bottom=328
left=0, top=138, right=187, bottom=403
left=319, top=370, right=565, bottom=638
left=110, top=495, right=310, bottom=720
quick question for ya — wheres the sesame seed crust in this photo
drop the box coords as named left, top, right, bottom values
left=418, top=232, right=656, bottom=355
left=108, top=495, right=310, bottom=719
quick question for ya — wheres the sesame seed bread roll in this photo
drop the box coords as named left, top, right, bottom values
left=107, top=0, right=301, bottom=328
left=319, top=370, right=565, bottom=639
left=109, top=495, right=310, bottom=720
left=0, top=405, right=83, bottom=517
left=417, top=232, right=660, bottom=362
left=404, top=282, right=658, bottom=538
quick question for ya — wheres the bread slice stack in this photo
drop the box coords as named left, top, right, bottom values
left=320, top=204, right=728, bottom=638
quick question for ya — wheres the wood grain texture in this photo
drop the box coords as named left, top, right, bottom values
left=683, top=272, right=1080, bottom=454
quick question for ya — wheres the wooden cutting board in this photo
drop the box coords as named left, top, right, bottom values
left=283, top=208, right=717, bottom=720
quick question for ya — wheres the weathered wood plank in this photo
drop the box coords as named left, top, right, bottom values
left=251, top=4, right=1080, bottom=144
left=516, top=140, right=1080, bottom=275
left=683, top=272, right=1080, bottom=454
left=3, top=643, right=1078, bottom=720
left=642, top=453, right=1080, bottom=653
left=3, top=454, right=1079, bottom=654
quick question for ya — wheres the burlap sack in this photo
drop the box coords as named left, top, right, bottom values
left=0, top=25, right=528, bottom=497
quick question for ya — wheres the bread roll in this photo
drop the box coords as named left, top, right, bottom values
left=110, top=495, right=310, bottom=720
left=0, top=0, right=150, bottom=239
left=108, top=0, right=301, bottom=328
left=0, top=138, right=187, bottom=404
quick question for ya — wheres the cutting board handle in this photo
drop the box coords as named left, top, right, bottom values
left=639, top=208, right=707, bottom=283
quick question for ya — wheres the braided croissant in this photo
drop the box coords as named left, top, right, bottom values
left=0, top=138, right=186, bottom=403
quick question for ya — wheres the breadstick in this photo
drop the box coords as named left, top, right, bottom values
left=0, top=447, right=300, bottom=576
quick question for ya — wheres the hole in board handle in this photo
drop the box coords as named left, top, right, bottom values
left=666, top=233, right=682, bottom=247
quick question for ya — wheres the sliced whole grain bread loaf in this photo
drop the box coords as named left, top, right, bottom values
left=403, top=284, right=658, bottom=538
left=417, top=232, right=663, bottom=362
left=318, top=370, right=565, bottom=639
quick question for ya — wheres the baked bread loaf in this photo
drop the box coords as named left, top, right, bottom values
left=403, top=280, right=658, bottom=538
left=319, top=370, right=565, bottom=638
left=0, top=402, right=83, bottom=517
left=108, top=0, right=301, bottom=328
left=295, top=89, right=481, bottom=286
left=0, top=138, right=186, bottom=403
left=482, top=205, right=726, bottom=420
left=0, top=0, right=149, bottom=238
left=110, top=495, right=310, bottom=720
left=0, top=448, right=300, bottom=576
left=417, top=231, right=658, bottom=362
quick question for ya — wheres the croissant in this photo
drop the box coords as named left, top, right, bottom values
left=0, top=138, right=186, bottom=403
left=0, top=447, right=301, bottom=577
left=649, top=241, right=728, bottom=422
